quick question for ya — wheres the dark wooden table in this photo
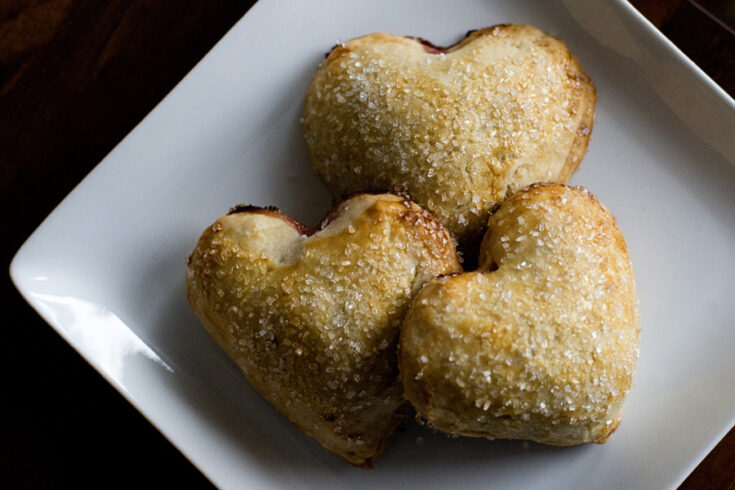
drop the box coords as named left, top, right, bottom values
left=1, top=0, right=733, bottom=487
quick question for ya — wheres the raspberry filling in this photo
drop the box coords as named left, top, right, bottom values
left=415, top=38, right=447, bottom=54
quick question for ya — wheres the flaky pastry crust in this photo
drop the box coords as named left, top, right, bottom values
left=303, top=24, right=596, bottom=246
left=399, top=184, right=639, bottom=446
left=186, top=194, right=461, bottom=467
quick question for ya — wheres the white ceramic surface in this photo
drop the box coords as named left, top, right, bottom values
left=11, top=0, right=735, bottom=488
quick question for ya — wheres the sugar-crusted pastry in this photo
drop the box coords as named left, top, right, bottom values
left=399, top=183, right=639, bottom=445
left=186, top=194, right=461, bottom=467
left=303, top=24, right=596, bottom=246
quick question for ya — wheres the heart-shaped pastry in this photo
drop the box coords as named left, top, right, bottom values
left=186, top=194, right=461, bottom=466
left=398, top=183, right=639, bottom=445
left=303, top=24, right=596, bottom=246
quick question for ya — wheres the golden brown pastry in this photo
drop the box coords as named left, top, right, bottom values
left=303, top=24, right=596, bottom=246
left=186, top=193, right=461, bottom=467
left=399, top=183, right=639, bottom=446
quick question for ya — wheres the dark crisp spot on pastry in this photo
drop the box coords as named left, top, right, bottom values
left=485, top=261, right=499, bottom=272
left=325, top=43, right=352, bottom=59
left=325, top=45, right=338, bottom=58
left=228, top=204, right=279, bottom=215
left=437, top=272, right=461, bottom=279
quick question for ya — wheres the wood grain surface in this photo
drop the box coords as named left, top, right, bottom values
left=1, top=0, right=733, bottom=488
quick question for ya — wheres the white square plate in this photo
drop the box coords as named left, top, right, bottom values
left=11, top=0, right=735, bottom=488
